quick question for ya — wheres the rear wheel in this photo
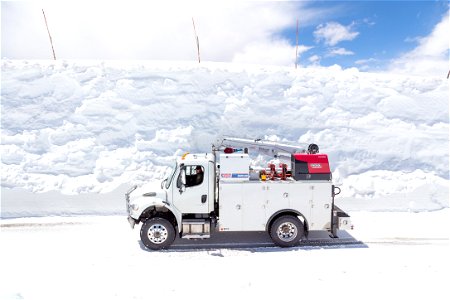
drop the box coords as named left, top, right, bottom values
left=270, top=215, right=304, bottom=247
left=140, top=217, right=175, bottom=250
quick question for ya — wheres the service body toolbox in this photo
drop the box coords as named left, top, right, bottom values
left=219, top=153, right=250, bottom=182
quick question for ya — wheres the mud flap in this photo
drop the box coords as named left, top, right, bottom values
left=127, top=216, right=136, bottom=229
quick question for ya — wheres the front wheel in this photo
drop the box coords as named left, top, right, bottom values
left=140, top=217, right=176, bottom=250
left=269, top=215, right=304, bottom=247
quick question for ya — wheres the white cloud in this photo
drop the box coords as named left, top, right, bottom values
left=355, top=58, right=378, bottom=70
left=362, top=18, right=375, bottom=27
left=232, top=41, right=312, bottom=66
left=308, top=54, right=320, bottom=64
left=1, top=1, right=325, bottom=64
left=327, top=47, right=354, bottom=56
left=314, top=22, right=359, bottom=46
left=389, top=12, right=449, bottom=77
left=355, top=58, right=377, bottom=65
left=404, top=36, right=421, bottom=43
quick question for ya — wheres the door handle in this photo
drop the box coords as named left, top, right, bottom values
left=201, top=194, right=207, bottom=203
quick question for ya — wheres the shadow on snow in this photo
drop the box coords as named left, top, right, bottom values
left=138, top=230, right=367, bottom=253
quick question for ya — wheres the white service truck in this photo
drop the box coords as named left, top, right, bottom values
left=125, top=137, right=351, bottom=250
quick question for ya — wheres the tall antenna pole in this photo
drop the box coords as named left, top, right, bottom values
left=295, top=19, right=299, bottom=69
left=192, top=17, right=201, bottom=63
left=42, top=9, right=56, bottom=60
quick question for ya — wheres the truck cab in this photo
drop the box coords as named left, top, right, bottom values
left=126, top=153, right=216, bottom=249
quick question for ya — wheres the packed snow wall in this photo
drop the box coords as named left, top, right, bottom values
left=1, top=60, right=448, bottom=213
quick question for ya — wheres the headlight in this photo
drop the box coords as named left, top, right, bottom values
left=131, top=203, right=139, bottom=211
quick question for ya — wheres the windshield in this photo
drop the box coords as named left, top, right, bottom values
left=165, top=163, right=178, bottom=189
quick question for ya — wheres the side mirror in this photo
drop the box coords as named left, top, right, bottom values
left=181, top=169, right=186, bottom=185
left=177, top=167, right=186, bottom=193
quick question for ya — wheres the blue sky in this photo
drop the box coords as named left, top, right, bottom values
left=1, top=0, right=448, bottom=75
left=281, top=0, right=449, bottom=70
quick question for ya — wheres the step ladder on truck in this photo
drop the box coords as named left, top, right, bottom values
left=125, top=137, right=352, bottom=250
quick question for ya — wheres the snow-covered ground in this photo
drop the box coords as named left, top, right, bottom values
left=1, top=210, right=448, bottom=300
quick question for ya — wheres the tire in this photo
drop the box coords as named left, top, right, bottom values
left=269, top=215, right=304, bottom=247
left=140, top=217, right=176, bottom=250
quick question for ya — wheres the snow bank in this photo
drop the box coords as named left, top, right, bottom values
left=1, top=60, right=448, bottom=215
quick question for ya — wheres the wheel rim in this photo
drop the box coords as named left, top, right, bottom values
left=147, top=223, right=169, bottom=244
left=277, top=222, right=298, bottom=242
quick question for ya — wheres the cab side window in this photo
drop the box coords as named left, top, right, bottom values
left=185, top=165, right=204, bottom=188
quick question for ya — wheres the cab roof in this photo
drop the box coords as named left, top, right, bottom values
left=178, top=153, right=214, bottom=163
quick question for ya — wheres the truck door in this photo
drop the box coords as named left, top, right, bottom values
left=173, top=164, right=209, bottom=214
